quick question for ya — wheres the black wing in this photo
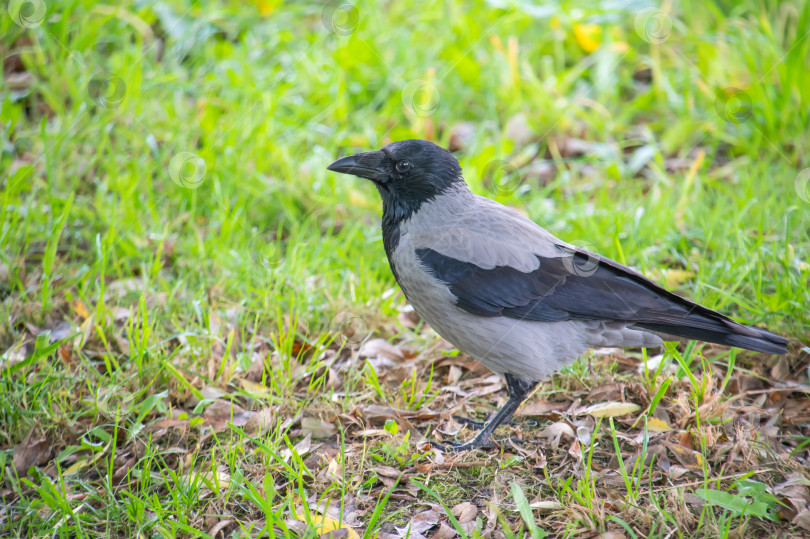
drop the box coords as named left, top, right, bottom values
left=416, top=246, right=787, bottom=355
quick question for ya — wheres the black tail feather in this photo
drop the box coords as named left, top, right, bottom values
left=637, top=321, right=788, bottom=355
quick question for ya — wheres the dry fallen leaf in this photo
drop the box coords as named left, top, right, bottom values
left=646, top=417, right=672, bottom=432
left=181, top=469, right=231, bottom=490
left=281, top=433, right=312, bottom=462
left=451, top=501, right=477, bottom=523
left=586, top=383, right=624, bottom=402
left=208, top=519, right=235, bottom=539
left=637, top=354, right=664, bottom=373
left=793, top=509, right=810, bottom=532
left=245, top=406, right=276, bottom=435
left=538, top=421, right=576, bottom=450
left=203, top=400, right=252, bottom=432
left=360, top=338, right=404, bottom=362
left=430, top=521, right=458, bottom=539
left=598, top=532, right=629, bottom=539
left=393, top=509, right=440, bottom=539
left=581, top=401, right=641, bottom=418
left=302, top=417, right=337, bottom=439
left=326, top=458, right=343, bottom=486
left=529, top=500, right=564, bottom=512
left=13, top=429, right=51, bottom=476
left=64, top=445, right=109, bottom=475
left=240, top=379, right=273, bottom=398
left=358, top=428, right=392, bottom=438
left=772, top=472, right=810, bottom=516
left=359, top=404, right=439, bottom=425
left=664, top=442, right=707, bottom=474
left=186, top=386, right=225, bottom=408
left=771, top=356, right=791, bottom=380
left=515, top=400, right=568, bottom=416
left=1, top=344, right=27, bottom=371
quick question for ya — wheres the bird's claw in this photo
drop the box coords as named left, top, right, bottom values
left=451, top=416, right=488, bottom=430
left=428, top=436, right=526, bottom=453
left=451, top=415, right=538, bottom=431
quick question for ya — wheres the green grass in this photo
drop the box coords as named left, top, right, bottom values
left=2, top=0, right=810, bottom=537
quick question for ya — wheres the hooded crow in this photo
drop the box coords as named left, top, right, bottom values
left=327, top=139, right=788, bottom=452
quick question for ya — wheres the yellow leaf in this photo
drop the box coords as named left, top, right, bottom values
left=291, top=506, right=360, bottom=539
left=65, top=456, right=91, bottom=476
left=65, top=444, right=108, bottom=475
left=573, top=24, right=602, bottom=53
left=71, top=300, right=90, bottom=320
left=666, top=442, right=706, bottom=473
left=240, top=379, right=273, bottom=398
left=647, top=417, right=672, bottom=432
left=251, top=0, right=280, bottom=16
left=582, top=401, right=641, bottom=418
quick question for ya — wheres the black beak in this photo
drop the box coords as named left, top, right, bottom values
left=327, top=151, right=387, bottom=182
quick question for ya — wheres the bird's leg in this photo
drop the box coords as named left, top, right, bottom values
left=434, top=373, right=538, bottom=452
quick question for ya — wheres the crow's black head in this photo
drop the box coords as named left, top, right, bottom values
left=327, top=139, right=463, bottom=225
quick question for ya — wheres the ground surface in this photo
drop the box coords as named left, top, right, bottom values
left=1, top=0, right=810, bottom=537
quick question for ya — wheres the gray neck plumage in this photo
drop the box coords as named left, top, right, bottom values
left=381, top=179, right=472, bottom=258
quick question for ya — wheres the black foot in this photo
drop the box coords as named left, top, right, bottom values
left=452, top=415, right=538, bottom=431
left=451, top=416, right=488, bottom=430
left=432, top=374, right=539, bottom=454
left=429, top=436, right=526, bottom=453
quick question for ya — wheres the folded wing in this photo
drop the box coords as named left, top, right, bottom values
left=415, top=238, right=787, bottom=355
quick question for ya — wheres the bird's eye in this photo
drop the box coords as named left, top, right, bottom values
left=395, top=160, right=411, bottom=174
